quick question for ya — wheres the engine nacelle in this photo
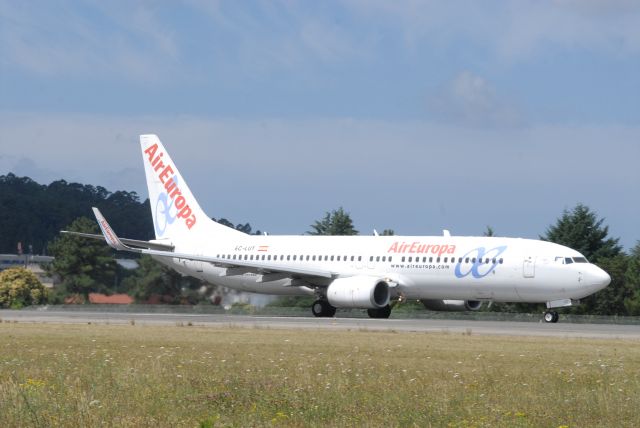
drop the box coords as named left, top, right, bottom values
left=420, top=299, right=483, bottom=312
left=327, top=276, right=390, bottom=309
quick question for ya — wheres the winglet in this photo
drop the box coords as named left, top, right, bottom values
left=92, top=207, right=132, bottom=251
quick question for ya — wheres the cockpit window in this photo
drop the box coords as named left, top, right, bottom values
left=564, top=257, right=573, bottom=264
left=573, top=257, right=588, bottom=263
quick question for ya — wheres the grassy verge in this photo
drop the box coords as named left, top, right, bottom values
left=1, top=322, right=639, bottom=427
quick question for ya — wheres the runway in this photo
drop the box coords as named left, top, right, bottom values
left=1, top=309, right=640, bottom=339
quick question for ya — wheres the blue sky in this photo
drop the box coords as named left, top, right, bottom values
left=1, top=1, right=639, bottom=249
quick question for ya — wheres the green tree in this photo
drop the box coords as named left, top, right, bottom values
left=0, top=267, right=48, bottom=308
left=574, top=254, right=630, bottom=315
left=121, top=255, right=207, bottom=304
left=483, top=226, right=494, bottom=237
left=309, top=207, right=358, bottom=236
left=381, top=229, right=395, bottom=236
left=213, top=217, right=260, bottom=235
left=541, top=204, right=621, bottom=263
left=47, top=217, right=117, bottom=297
left=624, top=242, right=640, bottom=315
left=0, top=174, right=153, bottom=254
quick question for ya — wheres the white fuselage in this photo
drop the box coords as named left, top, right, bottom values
left=153, top=234, right=610, bottom=303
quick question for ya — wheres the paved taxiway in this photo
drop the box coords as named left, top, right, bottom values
left=1, top=309, right=639, bottom=339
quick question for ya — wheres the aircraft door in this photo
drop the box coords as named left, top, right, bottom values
left=523, top=256, right=535, bottom=278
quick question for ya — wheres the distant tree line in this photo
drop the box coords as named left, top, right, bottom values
left=0, top=174, right=153, bottom=254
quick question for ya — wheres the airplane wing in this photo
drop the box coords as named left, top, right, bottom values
left=90, top=207, right=336, bottom=282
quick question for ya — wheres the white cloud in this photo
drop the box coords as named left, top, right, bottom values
left=428, top=71, right=523, bottom=127
left=0, top=0, right=180, bottom=82
left=3, top=1, right=638, bottom=85
left=344, top=0, right=640, bottom=59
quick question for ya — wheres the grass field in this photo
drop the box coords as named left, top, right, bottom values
left=0, top=322, right=639, bottom=427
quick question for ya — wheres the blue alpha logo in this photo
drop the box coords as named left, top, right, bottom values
left=454, top=246, right=507, bottom=279
left=154, top=175, right=179, bottom=237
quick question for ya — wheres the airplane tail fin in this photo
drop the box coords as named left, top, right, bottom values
left=140, top=134, right=245, bottom=243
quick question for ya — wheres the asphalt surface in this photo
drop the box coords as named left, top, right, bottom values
left=1, top=309, right=640, bottom=339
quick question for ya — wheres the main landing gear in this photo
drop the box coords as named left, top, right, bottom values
left=310, top=300, right=393, bottom=319
left=367, top=305, right=392, bottom=319
left=544, top=311, right=559, bottom=323
left=311, top=299, right=336, bottom=317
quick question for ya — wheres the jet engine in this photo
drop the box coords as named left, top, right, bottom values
left=327, top=276, right=390, bottom=309
left=420, top=299, right=483, bottom=312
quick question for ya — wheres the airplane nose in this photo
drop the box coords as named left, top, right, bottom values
left=588, top=267, right=611, bottom=291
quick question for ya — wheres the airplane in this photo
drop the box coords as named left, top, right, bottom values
left=66, top=134, right=611, bottom=323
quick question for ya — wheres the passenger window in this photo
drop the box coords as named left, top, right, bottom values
left=351, top=256, right=354, bottom=261
left=401, top=257, right=405, bottom=262
left=444, top=257, right=447, bottom=263
left=358, top=256, right=362, bottom=262
left=437, top=257, right=440, bottom=263
left=472, top=258, right=476, bottom=263
left=369, top=256, right=373, bottom=262
left=376, top=256, right=380, bottom=262
left=492, top=258, right=496, bottom=264
left=337, top=256, right=341, bottom=261
left=429, top=257, right=433, bottom=263
left=382, top=256, right=386, bottom=262
left=389, top=256, right=392, bottom=262
left=465, top=258, right=469, bottom=263
left=499, top=258, right=504, bottom=264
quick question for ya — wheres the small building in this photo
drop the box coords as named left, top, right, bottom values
left=0, top=254, right=56, bottom=288
left=88, top=293, right=134, bottom=304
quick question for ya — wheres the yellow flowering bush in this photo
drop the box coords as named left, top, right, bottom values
left=0, top=267, right=47, bottom=308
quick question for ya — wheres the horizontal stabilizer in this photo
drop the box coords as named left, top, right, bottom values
left=60, top=231, right=174, bottom=251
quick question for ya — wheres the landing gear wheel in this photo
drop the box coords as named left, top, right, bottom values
left=544, top=311, right=559, bottom=323
left=367, top=305, right=392, bottom=319
left=311, top=300, right=336, bottom=318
